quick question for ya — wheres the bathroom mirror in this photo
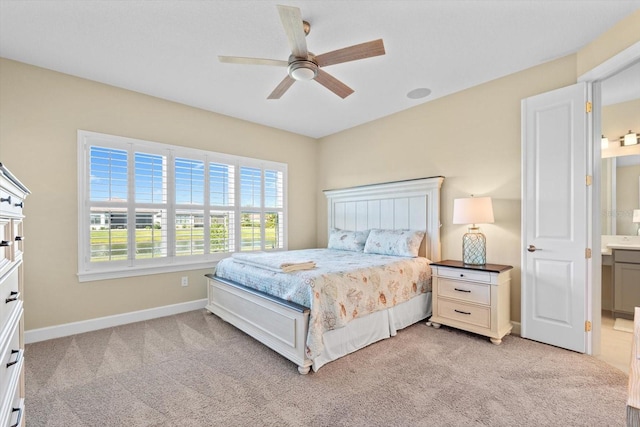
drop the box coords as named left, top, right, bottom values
left=601, top=156, right=640, bottom=235
left=601, top=61, right=640, bottom=236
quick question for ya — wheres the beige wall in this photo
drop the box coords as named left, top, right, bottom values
left=0, top=58, right=317, bottom=330
left=577, top=9, right=640, bottom=77
left=602, top=99, right=640, bottom=142
left=1, top=8, right=638, bottom=333
left=316, top=55, right=578, bottom=322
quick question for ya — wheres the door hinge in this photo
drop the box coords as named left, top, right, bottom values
left=586, top=175, right=592, bottom=186
left=586, top=101, right=592, bottom=113
left=585, top=248, right=592, bottom=259
left=585, top=320, right=592, bottom=332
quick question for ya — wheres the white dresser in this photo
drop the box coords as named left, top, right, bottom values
left=0, top=164, right=29, bottom=427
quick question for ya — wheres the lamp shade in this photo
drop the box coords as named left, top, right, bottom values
left=633, top=209, right=640, bottom=224
left=453, top=197, right=495, bottom=225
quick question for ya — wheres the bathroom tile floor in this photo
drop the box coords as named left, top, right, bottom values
left=598, top=311, right=633, bottom=374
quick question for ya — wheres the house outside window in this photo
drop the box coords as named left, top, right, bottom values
left=77, top=130, right=287, bottom=281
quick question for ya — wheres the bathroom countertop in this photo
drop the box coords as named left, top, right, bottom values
left=607, top=243, right=640, bottom=251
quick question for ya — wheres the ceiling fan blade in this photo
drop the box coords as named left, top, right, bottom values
left=267, top=75, right=296, bottom=99
left=314, top=69, right=354, bottom=99
left=218, top=56, right=288, bottom=67
left=316, top=39, right=385, bottom=67
left=277, top=5, right=308, bottom=58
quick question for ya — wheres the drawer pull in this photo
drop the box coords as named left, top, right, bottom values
left=0, top=240, right=12, bottom=247
left=15, top=236, right=23, bottom=241
left=10, top=406, right=23, bottom=427
left=454, top=288, right=471, bottom=293
left=454, top=309, right=471, bottom=315
left=14, top=201, right=23, bottom=208
left=0, top=195, right=11, bottom=204
left=5, top=291, right=20, bottom=303
left=6, top=349, right=22, bottom=368
left=459, top=274, right=465, bottom=277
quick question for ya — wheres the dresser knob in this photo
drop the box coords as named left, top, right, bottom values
left=0, top=240, right=11, bottom=247
left=460, top=273, right=464, bottom=277
left=0, top=196, right=11, bottom=204
left=14, top=201, right=23, bottom=208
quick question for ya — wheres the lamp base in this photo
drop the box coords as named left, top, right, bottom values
left=462, top=229, right=486, bottom=265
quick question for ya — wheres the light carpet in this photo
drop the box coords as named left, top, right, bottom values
left=25, top=310, right=628, bottom=426
left=614, top=317, right=635, bottom=333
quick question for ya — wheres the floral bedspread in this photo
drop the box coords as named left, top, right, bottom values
left=214, top=248, right=431, bottom=359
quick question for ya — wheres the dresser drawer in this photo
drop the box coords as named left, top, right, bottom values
left=0, top=219, right=10, bottom=277
left=10, top=221, right=23, bottom=262
left=435, top=266, right=492, bottom=284
left=436, top=298, right=491, bottom=329
left=0, top=187, right=24, bottom=218
left=438, top=278, right=490, bottom=305
left=7, top=393, right=24, bottom=427
left=0, top=319, right=22, bottom=408
left=0, top=357, right=23, bottom=427
left=0, top=268, right=21, bottom=333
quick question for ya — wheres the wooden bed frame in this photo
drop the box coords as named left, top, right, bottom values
left=205, top=176, right=444, bottom=374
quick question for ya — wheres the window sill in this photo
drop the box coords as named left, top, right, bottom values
left=77, top=260, right=222, bottom=283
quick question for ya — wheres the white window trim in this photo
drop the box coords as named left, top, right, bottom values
left=77, top=130, right=288, bottom=282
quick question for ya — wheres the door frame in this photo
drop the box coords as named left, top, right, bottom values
left=578, top=40, right=640, bottom=356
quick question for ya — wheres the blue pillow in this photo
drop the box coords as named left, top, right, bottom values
left=364, top=229, right=425, bottom=257
left=328, top=229, right=370, bottom=252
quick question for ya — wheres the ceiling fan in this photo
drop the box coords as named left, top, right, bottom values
left=218, top=4, right=385, bottom=99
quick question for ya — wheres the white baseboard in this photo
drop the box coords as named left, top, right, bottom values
left=511, top=321, right=521, bottom=337
left=24, top=298, right=208, bottom=344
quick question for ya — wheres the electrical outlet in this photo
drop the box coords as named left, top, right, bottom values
left=181, top=276, right=188, bottom=287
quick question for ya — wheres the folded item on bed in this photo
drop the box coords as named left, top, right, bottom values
left=216, top=248, right=432, bottom=360
left=232, top=252, right=316, bottom=272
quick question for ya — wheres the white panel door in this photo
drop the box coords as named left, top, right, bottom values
left=521, top=82, right=589, bottom=353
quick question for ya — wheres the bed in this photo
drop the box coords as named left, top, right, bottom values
left=205, top=176, right=444, bottom=373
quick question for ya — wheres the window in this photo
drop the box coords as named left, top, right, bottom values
left=78, top=130, right=287, bottom=281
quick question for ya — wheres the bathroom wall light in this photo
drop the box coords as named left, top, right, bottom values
left=622, top=130, right=638, bottom=146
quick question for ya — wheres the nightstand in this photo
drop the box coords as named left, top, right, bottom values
left=429, top=260, right=513, bottom=345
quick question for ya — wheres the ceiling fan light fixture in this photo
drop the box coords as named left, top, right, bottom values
left=288, top=60, right=318, bottom=81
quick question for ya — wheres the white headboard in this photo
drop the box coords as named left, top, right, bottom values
left=323, top=177, right=444, bottom=262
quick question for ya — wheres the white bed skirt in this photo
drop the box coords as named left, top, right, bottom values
left=206, top=273, right=431, bottom=373
left=312, top=292, right=432, bottom=371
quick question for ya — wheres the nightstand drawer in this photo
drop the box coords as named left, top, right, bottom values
left=438, top=278, right=490, bottom=305
left=436, top=267, right=492, bottom=283
left=437, top=299, right=491, bottom=329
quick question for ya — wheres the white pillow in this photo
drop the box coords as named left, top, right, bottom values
left=364, top=229, right=425, bottom=257
left=328, top=229, right=370, bottom=252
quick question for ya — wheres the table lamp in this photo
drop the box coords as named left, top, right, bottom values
left=453, top=196, right=494, bottom=265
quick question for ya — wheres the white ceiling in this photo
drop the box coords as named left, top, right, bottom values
left=1, top=1, right=639, bottom=138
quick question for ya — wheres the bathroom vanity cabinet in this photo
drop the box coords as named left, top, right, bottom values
left=613, top=249, right=640, bottom=318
